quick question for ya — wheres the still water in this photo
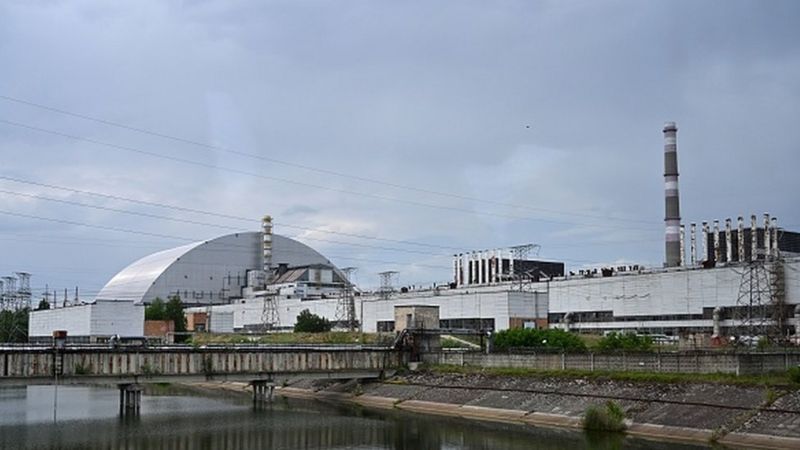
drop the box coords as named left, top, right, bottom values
left=0, top=385, right=711, bottom=450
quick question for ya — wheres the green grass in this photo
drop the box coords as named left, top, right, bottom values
left=191, top=331, right=394, bottom=346
left=427, top=364, right=800, bottom=387
left=583, top=401, right=627, bottom=432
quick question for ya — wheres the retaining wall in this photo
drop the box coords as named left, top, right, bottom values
left=426, top=351, right=800, bottom=375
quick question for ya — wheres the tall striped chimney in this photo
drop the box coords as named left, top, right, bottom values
left=262, top=215, right=274, bottom=284
left=663, top=122, right=681, bottom=267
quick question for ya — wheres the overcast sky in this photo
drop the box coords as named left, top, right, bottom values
left=1, top=0, right=799, bottom=296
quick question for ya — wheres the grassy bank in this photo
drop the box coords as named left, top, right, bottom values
left=427, top=363, right=800, bottom=387
left=190, top=331, right=394, bottom=346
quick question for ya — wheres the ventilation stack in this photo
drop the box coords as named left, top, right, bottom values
left=663, top=122, right=682, bottom=267
left=262, top=215, right=274, bottom=285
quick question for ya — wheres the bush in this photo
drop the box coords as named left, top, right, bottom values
left=596, top=332, right=653, bottom=352
left=294, top=309, right=331, bottom=333
left=492, top=328, right=586, bottom=352
left=788, top=367, right=800, bottom=384
left=583, top=401, right=626, bottom=432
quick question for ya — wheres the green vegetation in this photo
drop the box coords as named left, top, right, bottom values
left=36, top=299, right=50, bottom=310
left=441, top=337, right=472, bottom=349
left=145, top=297, right=166, bottom=320
left=0, top=308, right=29, bottom=343
left=492, top=328, right=586, bottom=352
left=596, top=332, right=653, bottom=352
left=788, top=366, right=800, bottom=383
left=73, top=362, right=90, bottom=375
left=428, top=364, right=800, bottom=387
left=293, top=309, right=332, bottom=333
left=145, top=296, right=187, bottom=341
left=165, top=296, right=187, bottom=334
left=583, top=401, right=626, bottom=432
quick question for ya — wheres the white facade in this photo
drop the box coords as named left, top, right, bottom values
left=187, top=257, right=800, bottom=335
left=28, top=300, right=145, bottom=339
left=95, top=232, right=336, bottom=305
left=187, top=285, right=548, bottom=333
left=547, top=257, right=800, bottom=333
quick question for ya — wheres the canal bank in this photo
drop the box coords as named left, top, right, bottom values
left=224, top=371, right=800, bottom=450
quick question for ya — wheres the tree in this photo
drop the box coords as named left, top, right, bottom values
left=145, top=297, right=166, bottom=321
left=294, top=309, right=331, bottom=333
left=37, top=299, right=50, bottom=311
left=596, top=332, right=653, bottom=352
left=0, top=308, right=29, bottom=343
left=165, top=295, right=187, bottom=333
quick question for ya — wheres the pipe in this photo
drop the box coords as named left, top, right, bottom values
left=712, top=307, right=722, bottom=338
left=679, top=224, right=686, bottom=267
left=702, top=221, right=709, bottom=262
left=751, top=214, right=758, bottom=262
left=772, top=217, right=779, bottom=257
left=690, top=222, right=697, bottom=266
left=713, top=220, right=721, bottom=263
left=737, top=216, right=745, bottom=263
left=454, top=255, right=460, bottom=287
left=663, top=122, right=681, bottom=267
left=764, top=213, right=772, bottom=259
left=725, top=218, right=732, bottom=263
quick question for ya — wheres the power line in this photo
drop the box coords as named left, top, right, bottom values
left=0, top=94, right=660, bottom=226
left=0, top=209, right=453, bottom=271
left=0, top=118, right=657, bottom=232
left=0, top=188, right=451, bottom=257
left=0, top=174, right=464, bottom=251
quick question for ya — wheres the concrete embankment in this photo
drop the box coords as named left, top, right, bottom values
left=267, top=372, right=800, bottom=450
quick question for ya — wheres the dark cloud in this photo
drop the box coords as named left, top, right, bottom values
left=0, top=0, right=798, bottom=292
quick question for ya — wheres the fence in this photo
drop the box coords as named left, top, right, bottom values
left=425, top=350, right=800, bottom=376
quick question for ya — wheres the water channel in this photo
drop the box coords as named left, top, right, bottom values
left=0, top=385, right=715, bottom=449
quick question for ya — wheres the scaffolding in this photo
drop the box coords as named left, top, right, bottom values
left=731, top=259, right=787, bottom=341
left=335, top=267, right=357, bottom=331
left=378, top=271, right=398, bottom=300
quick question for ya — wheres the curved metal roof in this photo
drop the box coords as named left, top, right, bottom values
left=95, top=232, right=335, bottom=304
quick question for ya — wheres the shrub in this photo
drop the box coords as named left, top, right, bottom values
left=492, top=328, right=586, bottom=352
left=596, top=332, right=653, bottom=352
left=583, top=401, right=626, bottom=432
left=294, top=309, right=332, bottom=333
left=788, top=367, right=800, bottom=384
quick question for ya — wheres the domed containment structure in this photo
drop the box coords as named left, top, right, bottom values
left=95, top=232, right=337, bottom=304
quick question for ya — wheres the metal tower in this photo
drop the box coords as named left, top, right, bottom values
left=260, top=293, right=281, bottom=332
left=731, top=261, right=782, bottom=341
left=335, top=267, right=357, bottom=331
left=378, top=271, right=398, bottom=300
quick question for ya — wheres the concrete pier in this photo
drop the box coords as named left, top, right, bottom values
left=118, top=383, right=142, bottom=414
left=252, top=380, right=275, bottom=405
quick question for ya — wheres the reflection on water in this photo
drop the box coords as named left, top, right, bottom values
left=0, top=386, right=709, bottom=450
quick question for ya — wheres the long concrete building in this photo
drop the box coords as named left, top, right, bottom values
left=28, top=122, right=800, bottom=341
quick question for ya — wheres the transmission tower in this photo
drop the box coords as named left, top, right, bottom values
left=1, top=276, right=17, bottom=311
left=731, top=261, right=782, bottom=340
left=15, top=272, right=31, bottom=310
left=335, top=267, right=357, bottom=331
left=260, top=293, right=281, bottom=332
left=378, top=271, right=398, bottom=300
left=509, top=244, right=540, bottom=288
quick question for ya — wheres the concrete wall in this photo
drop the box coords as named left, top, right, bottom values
left=426, top=351, right=800, bottom=376
left=394, top=306, right=439, bottom=330
left=0, top=347, right=399, bottom=382
left=29, top=305, right=91, bottom=337
left=28, top=300, right=144, bottom=338
left=549, top=258, right=800, bottom=321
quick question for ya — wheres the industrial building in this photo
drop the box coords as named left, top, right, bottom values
left=94, top=228, right=343, bottom=304
left=26, top=122, right=800, bottom=342
left=28, top=300, right=144, bottom=343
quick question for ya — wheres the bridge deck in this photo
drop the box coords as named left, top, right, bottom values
left=0, top=345, right=400, bottom=386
